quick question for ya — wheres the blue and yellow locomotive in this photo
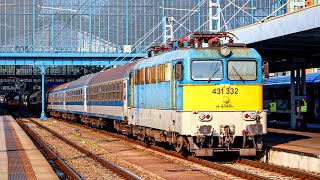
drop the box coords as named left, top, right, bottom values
left=45, top=32, right=267, bottom=156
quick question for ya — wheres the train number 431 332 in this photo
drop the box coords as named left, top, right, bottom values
left=212, top=88, right=238, bottom=94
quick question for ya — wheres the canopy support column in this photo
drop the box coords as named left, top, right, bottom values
left=290, top=59, right=306, bottom=129
left=40, top=64, right=47, bottom=120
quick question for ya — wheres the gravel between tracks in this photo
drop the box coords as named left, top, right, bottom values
left=26, top=122, right=123, bottom=180
left=34, top=118, right=244, bottom=179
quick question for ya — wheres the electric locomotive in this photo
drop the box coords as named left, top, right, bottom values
left=46, top=32, right=268, bottom=157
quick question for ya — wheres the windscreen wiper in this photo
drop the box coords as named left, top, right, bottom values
left=232, top=66, right=245, bottom=84
left=207, top=68, right=220, bottom=83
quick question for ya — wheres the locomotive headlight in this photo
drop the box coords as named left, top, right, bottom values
left=198, top=113, right=205, bottom=120
left=220, top=46, right=231, bottom=57
left=242, top=112, right=257, bottom=120
left=250, top=113, right=256, bottom=120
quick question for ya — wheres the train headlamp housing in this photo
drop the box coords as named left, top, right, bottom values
left=198, top=113, right=212, bottom=121
left=198, top=113, right=205, bottom=120
left=220, top=46, right=231, bottom=57
left=242, top=112, right=257, bottom=121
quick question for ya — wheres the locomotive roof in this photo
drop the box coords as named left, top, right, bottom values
left=67, top=73, right=97, bottom=89
left=50, top=82, right=71, bottom=93
left=90, top=61, right=139, bottom=85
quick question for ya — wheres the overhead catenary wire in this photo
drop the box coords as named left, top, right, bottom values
left=100, top=17, right=166, bottom=71
left=102, top=0, right=207, bottom=69
left=219, top=0, right=251, bottom=31
left=47, top=0, right=90, bottom=49
left=191, top=0, right=236, bottom=34
left=126, top=0, right=208, bottom=63
left=107, top=0, right=163, bottom=49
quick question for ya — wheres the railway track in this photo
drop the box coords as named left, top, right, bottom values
left=16, top=117, right=140, bottom=180
left=17, top=114, right=320, bottom=180
left=234, top=159, right=320, bottom=180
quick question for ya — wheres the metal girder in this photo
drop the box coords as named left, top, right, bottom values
left=0, top=54, right=146, bottom=66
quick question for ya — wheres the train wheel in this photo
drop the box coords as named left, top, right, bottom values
left=174, top=136, right=187, bottom=154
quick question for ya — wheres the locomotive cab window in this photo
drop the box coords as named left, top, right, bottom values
left=191, top=60, right=223, bottom=80
left=227, top=60, right=257, bottom=80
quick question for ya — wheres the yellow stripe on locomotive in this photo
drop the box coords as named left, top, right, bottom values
left=183, top=84, right=263, bottom=111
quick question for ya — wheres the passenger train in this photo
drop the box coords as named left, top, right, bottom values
left=35, top=33, right=268, bottom=156
left=5, top=92, right=20, bottom=110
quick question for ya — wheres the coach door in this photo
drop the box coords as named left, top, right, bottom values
left=83, top=87, right=87, bottom=113
left=123, top=80, right=128, bottom=116
left=129, top=72, right=134, bottom=107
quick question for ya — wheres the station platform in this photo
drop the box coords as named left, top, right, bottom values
left=0, top=110, right=58, bottom=179
left=263, top=128, right=320, bottom=173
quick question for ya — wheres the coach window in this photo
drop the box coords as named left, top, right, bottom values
left=134, top=70, right=139, bottom=85
left=99, top=85, right=102, bottom=101
left=157, top=64, right=163, bottom=82
left=114, top=83, right=117, bottom=100
left=109, top=83, right=112, bottom=101
left=109, top=83, right=113, bottom=101
left=101, top=85, right=103, bottom=100
left=119, top=82, right=123, bottom=102
left=102, top=85, right=105, bottom=100
left=113, top=83, right=116, bottom=100
left=106, top=84, right=110, bottom=101
left=115, top=82, right=119, bottom=100
left=96, top=86, right=99, bottom=101
left=88, top=88, right=90, bottom=101
left=92, top=86, right=96, bottom=101
left=151, top=66, right=157, bottom=83
left=104, top=85, right=107, bottom=100
left=139, top=69, right=145, bottom=84
left=81, top=89, right=83, bottom=101
left=95, top=86, right=97, bottom=101
left=164, top=63, right=171, bottom=81
left=145, top=68, right=150, bottom=84
left=77, top=90, right=79, bottom=102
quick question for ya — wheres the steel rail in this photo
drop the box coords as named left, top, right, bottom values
left=98, top=130, right=268, bottom=180
left=26, top=118, right=141, bottom=180
left=43, top=117, right=320, bottom=180
left=16, top=118, right=82, bottom=180
left=236, top=158, right=320, bottom=180
left=51, top=118, right=267, bottom=179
